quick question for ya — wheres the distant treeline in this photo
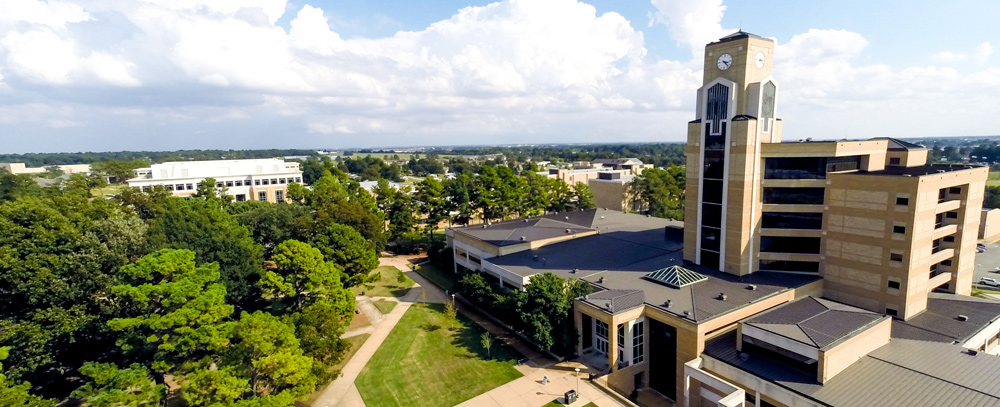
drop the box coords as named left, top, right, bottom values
left=0, top=149, right=318, bottom=167
left=421, top=143, right=687, bottom=167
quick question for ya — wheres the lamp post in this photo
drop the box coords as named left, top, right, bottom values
left=575, top=367, right=580, bottom=393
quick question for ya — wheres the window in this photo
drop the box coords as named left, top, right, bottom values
left=141, top=186, right=150, bottom=191
left=596, top=320, right=609, bottom=354
left=226, top=181, right=233, bottom=187
left=893, top=225, right=906, bottom=234
left=946, top=211, right=958, bottom=219
left=235, top=194, right=246, bottom=202
left=761, top=212, right=823, bottom=229
left=262, top=179, right=269, bottom=185
left=275, top=190, right=284, bottom=202
left=888, top=280, right=901, bottom=290
left=949, top=187, right=962, bottom=194
left=702, top=180, right=723, bottom=204
left=889, top=157, right=901, bottom=165
left=701, top=227, right=721, bottom=251
left=890, top=252, right=904, bottom=262
left=764, top=157, right=826, bottom=180
left=759, top=260, right=820, bottom=273
left=701, top=203, right=722, bottom=228
left=279, top=178, right=286, bottom=184
left=761, top=81, right=775, bottom=132
left=258, top=191, right=267, bottom=201
left=705, top=83, right=730, bottom=135
left=235, top=180, right=242, bottom=187
left=167, top=185, right=174, bottom=191
left=254, top=179, right=260, bottom=186
left=632, top=321, right=644, bottom=364
left=760, top=236, right=821, bottom=254
left=271, top=178, right=278, bottom=185
left=886, top=307, right=898, bottom=317
left=703, top=150, right=725, bottom=180
left=763, top=187, right=825, bottom=205
left=943, top=235, right=955, bottom=243
left=896, top=196, right=909, bottom=206
left=175, top=184, right=183, bottom=190
left=186, top=184, right=193, bottom=190
left=295, top=177, right=302, bottom=183
left=216, top=182, right=223, bottom=188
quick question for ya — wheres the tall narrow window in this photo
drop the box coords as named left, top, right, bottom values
left=632, top=321, right=644, bottom=364
left=275, top=190, right=284, bottom=202
left=761, top=81, right=776, bottom=132
left=258, top=191, right=267, bottom=201
left=706, top=83, right=729, bottom=135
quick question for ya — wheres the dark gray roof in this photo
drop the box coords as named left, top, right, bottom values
left=744, top=297, right=886, bottom=350
left=704, top=331, right=1000, bottom=407
left=585, top=289, right=645, bottom=314
left=873, top=137, right=927, bottom=151
left=847, top=164, right=984, bottom=177
left=592, top=158, right=643, bottom=165
left=892, top=293, right=1000, bottom=344
left=451, top=209, right=601, bottom=246
left=712, top=30, right=769, bottom=44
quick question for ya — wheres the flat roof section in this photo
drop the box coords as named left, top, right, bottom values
left=743, top=297, right=886, bottom=350
left=704, top=331, right=1000, bottom=407
left=848, top=164, right=983, bottom=177
left=892, top=293, right=1000, bottom=344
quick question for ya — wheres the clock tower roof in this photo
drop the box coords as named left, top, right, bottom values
left=712, top=30, right=769, bottom=45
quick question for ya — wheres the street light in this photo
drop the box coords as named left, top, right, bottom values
left=575, top=367, right=580, bottom=393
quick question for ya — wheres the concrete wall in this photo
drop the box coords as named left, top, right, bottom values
left=817, top=318, right=891, bottom=383
left=981, top=208, right=1000, bottom=239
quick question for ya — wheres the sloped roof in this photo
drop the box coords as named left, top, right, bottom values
left=872, top=137, right=927, bottom=151
left=744, top=297, right=886, bottom=350
left=644, top=265, right=707, bottom=289
left=892, top=293, right=1000, bottom=343
left=712, top=30, right=769, bottom=44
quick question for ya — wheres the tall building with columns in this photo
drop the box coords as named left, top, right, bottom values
left=445, top=31, right=1000, bottom=407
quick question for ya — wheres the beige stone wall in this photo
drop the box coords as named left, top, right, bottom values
left=589, top=179, right=631, bottom=212
left=684, top=121, right=702, bottom=264
left=982, top=208, right=1000, bottom=239
left=818, top=318, right=891, bottom=383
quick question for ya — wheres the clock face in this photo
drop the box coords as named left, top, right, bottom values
left=717, top=53, right=733, bottom=70
left=755, top=52, right=765, bottom=68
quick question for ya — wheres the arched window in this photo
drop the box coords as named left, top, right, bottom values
left=761, top=81, right=776, bottom=132
left=706, top=83, right=729, bottom=135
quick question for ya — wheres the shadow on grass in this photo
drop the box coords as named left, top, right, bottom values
left=390, top=287, right=411, bottom=298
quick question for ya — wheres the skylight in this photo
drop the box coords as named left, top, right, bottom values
left=644, top=265, right=707, bottom=289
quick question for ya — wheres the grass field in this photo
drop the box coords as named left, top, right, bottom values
left=414, top=263, right=456, bottom=292
left=91, top=184, right=125, bottom=198
left=989, top=171, right=1000, bottom=187
left=374, top=300, right=398, bottom=314
left=353, top=266, right=415, bottom=298
left=355, top=303, right=523, bottom=407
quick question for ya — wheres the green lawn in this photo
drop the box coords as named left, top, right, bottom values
left=355, top=303, right=523, bottom=407
left=414, top=263, right=456, bottom=292
left=973, top=286, right=1000, bottom=299
left=91, top=184, right=125, bottom=198
left=374, top=300, right=398, bottom=314
left=543, top=402, right=597, bottom=407
left=353, top=266, right=415, bottom=298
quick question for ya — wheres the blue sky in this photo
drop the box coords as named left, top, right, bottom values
left=0, top=0, right=998, bottom=153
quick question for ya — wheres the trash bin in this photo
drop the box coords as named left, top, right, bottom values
left=564, top=390, right=578, bottom=404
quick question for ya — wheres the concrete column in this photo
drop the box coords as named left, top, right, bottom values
left=609, top=321, right=619, bottom=372
left=574, top=306, right=584, bottom=356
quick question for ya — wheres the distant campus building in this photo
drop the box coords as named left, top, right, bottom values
left=447, top=32, right=1000, bottom=407
left=0, top=162, right=91, bottom=175
left=127, top=158, right=303, bottom=203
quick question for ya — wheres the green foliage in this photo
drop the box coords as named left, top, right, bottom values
left=180, top=367, right=248, bottom=407
left=228, top=312, right=316, bottom=398
left=145, top=197, right=264, bottom=306
left=261, top=240, right=347, bottom=312
left=311, top=224, right=378, bottom=285
left=71, top=362, right=166, bottom=407
left=0, top=172, right=44, bottom=201
left=231, top=201, right=312, bottom=257
left=986, top=186, right=1000, bottom=209
left=108, top=249, right=234, bottom=372
left=0, top=348, right=56, bottom=407
left=572, top=182, right=595, bottom=210
left=415, top=176, right=449, bottom=239
left=629, top=165, right=685, bottom=220
left=90, top=159, right=150, bottom=184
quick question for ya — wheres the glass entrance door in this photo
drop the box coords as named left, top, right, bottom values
left=595, top=320, right=609, bottom=354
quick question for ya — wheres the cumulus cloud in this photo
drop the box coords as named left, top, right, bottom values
left=0, top=0, right=997, bottom=153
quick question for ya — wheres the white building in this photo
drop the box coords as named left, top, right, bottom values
left=127, top=159, right=303, bottom=203
left=1, top=163, right=91, bottom=175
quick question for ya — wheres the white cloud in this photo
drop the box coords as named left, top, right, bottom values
left=648, top=0, right=731, bottom=58
left=975, top=42, right=993, bottom=63
left=0, top=0, right=91, bottom=29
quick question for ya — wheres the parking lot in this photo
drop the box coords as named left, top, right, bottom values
left=973, top=239, right=1000, bottom=289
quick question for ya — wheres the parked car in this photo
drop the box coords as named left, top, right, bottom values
left=980, top=277, right=1000, bottom=287
left=978, top=243, right=987, bottom=251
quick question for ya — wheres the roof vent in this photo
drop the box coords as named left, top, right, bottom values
left=738, top=352, right=750, bottom=361
left=717, top=293, right=728, bottom=301
left=683, top=310, right=690, bottom=316
left=605, top=302, right=612, bottom=311
left=597, top=277, right=604, bottom=284
left=533, top=255, right=539, bottom=261
left=747, top=284, right=757, bottom=291
left=957, top=315, right=969, bottom=322
left=600, top=216, right=605, bottom=219
left=967, top=349, right=979, bottom=356
left=565, top=229, right=572, bottom=233
left=664, top=300, right=672, bottom=308
left=523, top=219, right=529, bottom=222
left=572, top=268, right=579, bottom=274
left=565, top=216, right=570, bottom=220
left=519, top=236, right=526, bottom=241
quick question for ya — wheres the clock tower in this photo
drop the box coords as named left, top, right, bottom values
left=683, top=31, right=781, bottom=276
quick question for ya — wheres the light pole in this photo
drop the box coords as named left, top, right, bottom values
left=575, top=367, right=580, bottom=393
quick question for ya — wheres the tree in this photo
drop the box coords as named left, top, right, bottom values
left=232, top=201, right=312, bottom=257
left=415, top=176, right=448, bottom=242
left=0, top=172, right=43, bottom=201
left=260, top=240, right=346, bottom=312
left=108, top=249, right=234, bottom=373
left=547, top=178, right=574, bottom=213
left=144, top=197, right=265, bottom=307
left=443, top=174, right=474, bottom=225
left=288, top=298, right=354, bottom=379
left=986, top=186, right=1000, bottom=209
left=481, top=332, right=493, bottom=360
left=0, top=347, right=56, bottom=407
left=180, top=367, right=248, bottom=407
left=228, top=311, right=317, bottom=398
left=194, top=177, right=232, bottom=202
left=385, top=186, right=419, bottom=249
left=629, top=166, right=685, bottom=219
left=71, top=363, right=166, bottom=407
left=90, top=159, right=150, bottom=184
left=310, top=224, right=378, bottom=286
left=517, top=273, right=592, bottom=352
left=443, top=299, right=458, bottom=328
left=572, top=182, right=595, bottom=210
